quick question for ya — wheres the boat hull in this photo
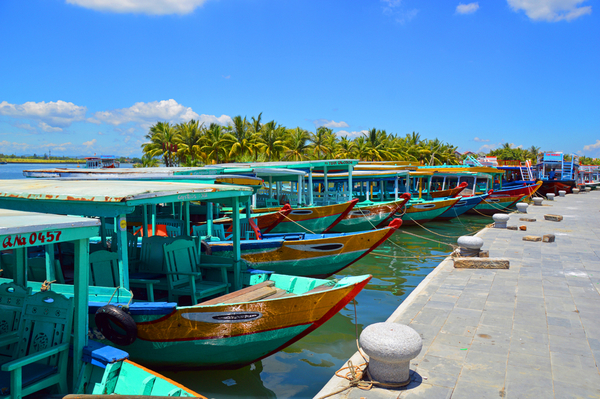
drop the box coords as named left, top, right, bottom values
left=436, top=194, right=487, bottom=220
left=207, top=226, right=398, bottom=277
left=89, top=274, right=371, bottom=369
left=399, top=197, right=461, bottom=225
left=256, top=200, right=358, bottom=234
left=536, top=179, right=577, bottom=196
left=329, top=196, right=409, bottom=233
left=466, top=194, right=525, bottom=215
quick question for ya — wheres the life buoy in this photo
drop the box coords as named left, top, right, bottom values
left=95, top=305, right=137, bottom=346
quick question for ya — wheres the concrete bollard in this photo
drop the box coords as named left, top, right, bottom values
left=516, top=203, right=528, bottom=213
left=360, top=322, right=422, bottom=385
left=532, top=197, right=543, bottom=206
left=573, top=188, right=580, bottom=194
left=457, top=236, right=484, bottom=257
left=558, top=190, right=566, bottom=197
left=547, top=193, right=555, bottom=201
left=585, top=187, right=591, bottom=192
left=493, top=213, right=510, bottom=228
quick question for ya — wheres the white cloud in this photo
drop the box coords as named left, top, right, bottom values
left=0, top=100, right=87, bottom=128
left=39, top=122, right=63, bottom=132
left=66, top=0, right=210, bottom=15
left=507, top=0, right=592, bottom=22
left=336, top=130, right=368, bottom=139
left=198, top=114, right=233, bottom=127
left=583, top=140, right=600, bottom=151
left=312, top=119, right=350, bottom=129
left=91, top=99, right=200, bottom=127
left=83, top=139, right=97, bottom=147
left=456, top=2, right=479, bottom=14
left=473, top=137, right=489, bottom=142
left=478, top=143, right=501, bottom=152
left=381, top=0, right=419, bottom=23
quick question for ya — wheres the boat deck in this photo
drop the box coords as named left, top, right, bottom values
left=316, top=191, right=600, bottom=398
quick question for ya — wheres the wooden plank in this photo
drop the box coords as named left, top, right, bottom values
left=265, top=288, right=296, bottom=300
left=197, top=280, right=275, bottom=306
left=221, top=286, right=277, bottom=304
left=304, top=284, right=333, bottom=294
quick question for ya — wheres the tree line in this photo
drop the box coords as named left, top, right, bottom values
left=140, top=114, right=461, bottom=167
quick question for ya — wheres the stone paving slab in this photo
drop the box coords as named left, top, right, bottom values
left=315, top=191, right=600, bottom=399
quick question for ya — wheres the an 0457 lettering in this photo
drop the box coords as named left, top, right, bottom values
left=2, top=231, right=62, bottom=249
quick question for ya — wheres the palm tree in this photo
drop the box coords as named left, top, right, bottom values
left=228, top=115, right=257, bottom=161
left=258, top=121, right=288, bottom=162
left=353, top=136, right=371, bottom=161
left=336, top=136, right=355, bottom=159
left=175, top=120, right=203, bottom=164
left=142, top=121, right=180, bottom=167
left=201, top=123, right=236, bottom=164
left=309, top=127, right=334, bottom=159
left=284, top=127, right=310, bottom=161
left=364, top=128, right=392, bottom=161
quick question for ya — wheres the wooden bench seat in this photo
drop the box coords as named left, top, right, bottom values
left=198, top=281, right=275, bottom=305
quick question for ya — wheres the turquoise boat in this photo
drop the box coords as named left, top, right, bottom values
left=0, top=180, right=371, bottom=369
left=0, top=209, right=201, bottom=398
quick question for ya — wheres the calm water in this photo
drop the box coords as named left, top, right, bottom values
left=0, top=162, right=133, bottom=179
left=2, top=163, right=490, bottom=399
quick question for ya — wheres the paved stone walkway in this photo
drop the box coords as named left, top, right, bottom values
left=315, top=190, right=600, bottom=399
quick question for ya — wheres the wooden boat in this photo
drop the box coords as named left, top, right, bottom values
left=253, top=199, right=359, bottom=234
left=429, top=181, right=468, bottom=198
left=401, top=196, right=461, bottom=225
left=329, top=194, right=411, bottom=233
left=466, top=193, right=526, bottom=215
left=534, top=152, right=579, bottom=196
left=205, top=218, right=402, bottom=278
left=436, top=192, right=489, bottom=220
left=0, top=180, right=371, bottom=369
left=0, top=209, right=201, bottom=398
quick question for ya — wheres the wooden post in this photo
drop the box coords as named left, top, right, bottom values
left=323, top=165, right=328, bottom=204
left=206, top=203, right=213, bottom=236
left=73, top=238, right=89, bottom=392
left=116, top=214, right=129, bottom=289
left=185, top=202, right=190, bottom=236
left=14, top=247, right=26, bottom=287
left=348, top=164, right=353, bottom=200
left=45, top=243, right=56, bottom=282
left=394, top=177, right=399, bottom=201
left=232, top=197, right=241, bottom=291
left=308, top=167, right=313, bottom=206
left=142, top=205, right=148, bottom=237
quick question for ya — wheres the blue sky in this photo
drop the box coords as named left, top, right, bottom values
left=1, top=0, right=598, bottom=158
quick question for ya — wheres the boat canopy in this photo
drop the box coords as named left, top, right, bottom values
left=312, top=170, right=409, bottom=181
left=0, top=180, right=253, bottom=218
left=23, top=166, right=226, bottom=178
left=217, top=159, right=359, bottom=174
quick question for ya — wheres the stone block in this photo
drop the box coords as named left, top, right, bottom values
left=493, top=213, right=510, bottom=229
left=523, top=236, right=542, bottom=242
left=519, top=218, right=536, bottom=222
left=516, top=203, right=528, bottom=213
left=519, top=225, right=527, bottom=231
left=479, top=250, right=489, bottom=258
left=454, top=258, right=509, bottom=269
left=543, top=234, right=555, bottom=243
left=507, top=225, right=518, bottom=230
left=360, top=322, right=422, bottom=385
left=544, top=214, right=563, bottom=222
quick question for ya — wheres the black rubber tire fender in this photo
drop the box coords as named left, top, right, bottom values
left=95, top=304, right=137, bottom=346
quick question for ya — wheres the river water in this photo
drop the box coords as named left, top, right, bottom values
left=1, top=163, right=490, bottom=399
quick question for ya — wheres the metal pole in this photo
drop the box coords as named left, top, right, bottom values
left=116, top=214, right=129, bottom=289
left=308, top=168, right=313, bottom=206
left=72, top=238, right=89, bottom=392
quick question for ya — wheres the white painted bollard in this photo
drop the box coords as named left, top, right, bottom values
left=532, top=197, right=543, bottom=206
left=516, top=203, right=528, bottom=213
left=360, top=322, right=422, bottom=385
left=559, top=190, right=566, bottom=197
left=585, top=187, right=592, bottom=192
left=573, top=188, right=580, bottom=194
left=547, top=193, right=555, bottom=201
left=493, top=213, right=510, bottom=228
left=457, top=236, right=484, bottom=257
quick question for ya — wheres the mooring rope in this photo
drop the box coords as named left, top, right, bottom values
left=277, top=211, right=316, bottom=234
